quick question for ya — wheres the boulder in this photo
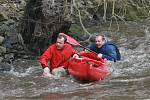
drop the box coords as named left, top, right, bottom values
left=0, top=57, right=3, bottom=63
left=0, top=62, right=11, bottom=72
left=0, top=12, right=8, bottom=21
left=0, top=36, right=4, bottom=44
left=0, top=46, right=6, bottom=53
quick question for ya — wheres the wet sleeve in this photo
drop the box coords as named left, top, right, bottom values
left=102, top=45, right=117, bottom=62
left=70, top=46, right=79, bottom=57
left=88, top=44, right=96, bottom=52
left=40, top=46, right=52, bottom=69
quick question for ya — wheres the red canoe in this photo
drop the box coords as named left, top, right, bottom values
left=68, top=52, right=110, bottom=81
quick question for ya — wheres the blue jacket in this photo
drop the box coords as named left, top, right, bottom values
left=89, top=42, right=121, bottom=62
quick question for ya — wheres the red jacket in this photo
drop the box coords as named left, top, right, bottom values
left=40, top=43, right=76, bottom=71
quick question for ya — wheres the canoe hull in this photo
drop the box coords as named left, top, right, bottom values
left=68, top=57, right=109, bottom=81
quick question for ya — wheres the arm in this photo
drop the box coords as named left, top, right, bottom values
left=102, top=45, right=118, bottom=61
left=40, top=46, right=55, bottom=77
left=65, top=43, right=79, bottom=58
left=88, top=44, right=96, bottom=52
left=40, top=46, right=52, bottom=69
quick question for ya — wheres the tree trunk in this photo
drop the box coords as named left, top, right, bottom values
left=20, top=0, right=72, bottom=55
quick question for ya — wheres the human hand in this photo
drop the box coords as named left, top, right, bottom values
left=43, top=67, right=60, bottom=79
left=43, top=67, right=50, bottom=76
left=84, top=49, right=89, bottom=52
left=97, top=53, right=103, bottom=58
left=72, top=54, right=79, bottom=58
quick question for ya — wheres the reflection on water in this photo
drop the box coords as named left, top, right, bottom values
left=1, top=22, right=150, bottom=100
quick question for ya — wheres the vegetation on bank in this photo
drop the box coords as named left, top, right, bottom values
left=69, top=0, right=150, bottom=35
left=0, top=0, right=150, bottom=55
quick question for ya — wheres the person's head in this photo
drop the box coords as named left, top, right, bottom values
left=56, top=34, right=67, bottom=49
left=95, top=35, right=105, bottom=48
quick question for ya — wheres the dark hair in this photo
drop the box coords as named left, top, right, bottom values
left=96, top=34, right=105, bottom=41
left=57, top=34, right=67, bottom=43
left=101, top=35, right=106, bottom=41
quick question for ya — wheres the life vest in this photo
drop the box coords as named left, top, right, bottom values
left=89, top=41, right=121, bottom=61
left=105, top=42, right=121, bottom=61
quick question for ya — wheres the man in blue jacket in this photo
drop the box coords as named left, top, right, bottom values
left=89, top=35, right=121, bottom=62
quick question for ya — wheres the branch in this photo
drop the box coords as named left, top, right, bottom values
left=73, top=0, right=91, bottom=37
left=103, top=0, right=107, bottom=22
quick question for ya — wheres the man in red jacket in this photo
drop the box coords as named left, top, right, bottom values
left=40, top=34, right=78, bottom=78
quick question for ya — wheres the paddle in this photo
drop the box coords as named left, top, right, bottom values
left=59, top=33, right=98, bottom=54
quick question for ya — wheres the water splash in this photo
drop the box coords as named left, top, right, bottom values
left=4, top=65, right=41, bottom=77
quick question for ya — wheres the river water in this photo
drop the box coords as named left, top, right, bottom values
left=0, top=21, right=150, bottom=100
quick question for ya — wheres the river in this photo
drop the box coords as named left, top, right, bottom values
left=0, top=21, right=150, bottom=100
